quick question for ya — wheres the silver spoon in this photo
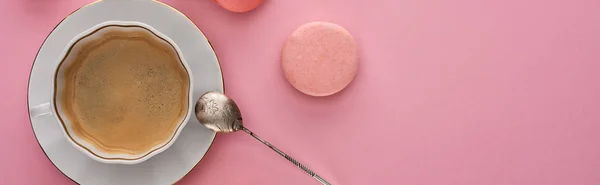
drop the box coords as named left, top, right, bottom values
left=195, top=91, right=331, bottom=185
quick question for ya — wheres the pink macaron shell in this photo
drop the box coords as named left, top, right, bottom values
left=213, top=0, right=265, bottom=13
left=281, top=21, right=359, bottom=97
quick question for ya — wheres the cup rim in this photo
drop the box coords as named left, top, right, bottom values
left=50, top=20, right=194, bottom=164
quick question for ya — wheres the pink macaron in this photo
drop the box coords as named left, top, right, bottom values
left=281, top=21, right=359, bottom=97
left=213, top=0, right=265, bottom=13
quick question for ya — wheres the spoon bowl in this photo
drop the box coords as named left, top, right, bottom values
left=195, top=91, right=243, bottom=133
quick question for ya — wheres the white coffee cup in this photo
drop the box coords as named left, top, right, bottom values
left=29, top=21, right=194, bottom=165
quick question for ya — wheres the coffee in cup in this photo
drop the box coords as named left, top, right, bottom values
left=31, top=21, right=194, bottom=164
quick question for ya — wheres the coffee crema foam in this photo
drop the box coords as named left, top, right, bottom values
left=57, top=26, right=190, bottom=156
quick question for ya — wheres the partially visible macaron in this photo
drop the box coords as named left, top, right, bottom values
left=281, top=21, right=359, bottom=97
left=213, top=0, right=265, bottom=13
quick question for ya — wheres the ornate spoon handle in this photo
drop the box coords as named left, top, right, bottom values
left=242, top=127, right=331, bottom=185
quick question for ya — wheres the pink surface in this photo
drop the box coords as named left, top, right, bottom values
left=1, top=0, right=600, bottom=184
left=282, top=21, right=358, bottom=96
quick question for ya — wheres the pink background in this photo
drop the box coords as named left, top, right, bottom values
left=1, top=0, right=600, bottom=184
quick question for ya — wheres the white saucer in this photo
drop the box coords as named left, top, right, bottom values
left=27, top=0, right=223, bottom=184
